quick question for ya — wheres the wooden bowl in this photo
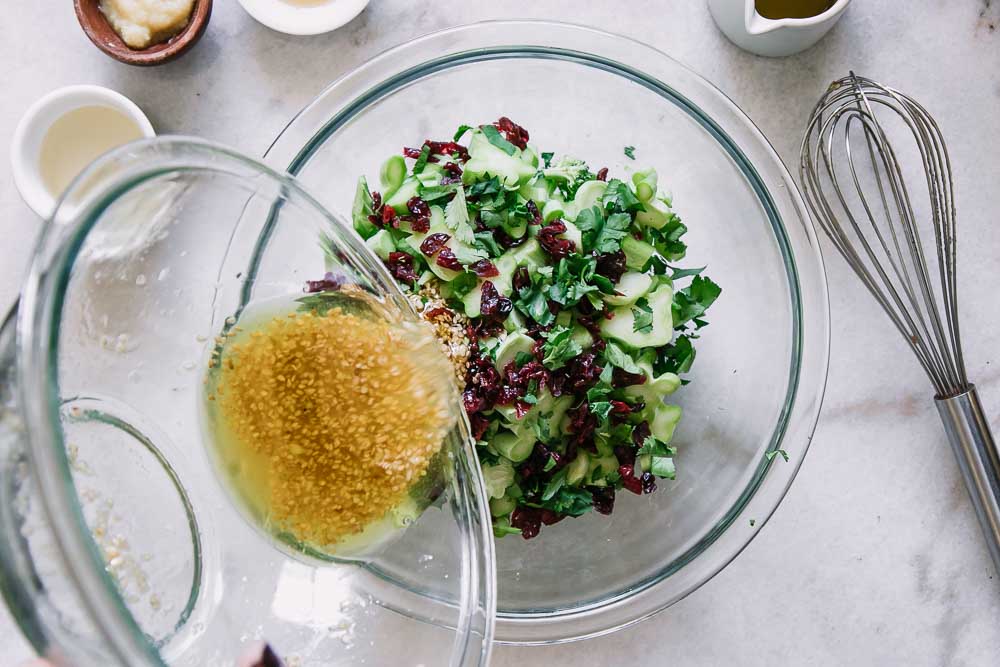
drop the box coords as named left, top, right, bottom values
left=74, top=0, right=213, bottom=66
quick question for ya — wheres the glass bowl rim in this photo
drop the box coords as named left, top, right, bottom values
left=262, top=19, right=832, bottom=644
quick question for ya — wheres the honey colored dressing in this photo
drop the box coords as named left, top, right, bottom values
left=755, top=0, right=836, bottom=20
left=39, top=105, right=143, bottom=198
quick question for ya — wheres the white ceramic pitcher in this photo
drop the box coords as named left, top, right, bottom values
left=708, top=0, right=852, bottom=57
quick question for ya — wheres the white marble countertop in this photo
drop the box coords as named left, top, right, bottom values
left=3, top=1, right=999, bottom=665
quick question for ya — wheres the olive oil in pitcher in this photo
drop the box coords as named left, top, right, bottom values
left=755, top=0, right=837, bottom=20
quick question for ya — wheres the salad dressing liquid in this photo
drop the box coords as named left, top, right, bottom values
left=755, top=0, right=836, bottom=20
left=202, top=291, right=457, bottom=560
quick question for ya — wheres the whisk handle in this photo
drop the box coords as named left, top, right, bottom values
left=936, top=385, right=1000, bottom=573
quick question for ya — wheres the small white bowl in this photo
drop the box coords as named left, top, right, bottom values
left=236, top=0, right=369, bottom=36
left=10, top=85, right=155, bottom=219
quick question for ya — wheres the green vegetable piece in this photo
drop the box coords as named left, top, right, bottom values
left=631, top=168, right=658, bottom=202
left=566, top=452, right=590, bottom=485
left=490, top=494, right=517, bottom=517
left=364, top=229, right=395, bottom=261
left=351, top=176, right=377, bottom=240
left=672, top=275, right=722, bottom=329
left=412, top=144, right=432, bottom=175
left=541, top=326, right=583, bottom=370
left=572, top=180, right=608, bottom=212
left=482, top=459, right=515, bottom=500
left=603, top=271, right=653, bottom=307
left=622, top=236, right=657, bottom=271
left=575, top=206, right=631, bottom=255
left=480, top=124, right=518, bottom=156
left=380, top=154, right=407, bottom=196
left=542, top=468, right=568, bottom=501
left=650, top=404, right=682, bottom=444
left=601, top=179, right=644, bottom=214
left=385, top=177, right=421, bottom=214
left=604, top=341, right=642, bottom=374
left=624, top=145, right=636, bottom=160
left=635, top=195, right=675, bottom=229
left=464, top=130, right=536, bottom=187
left=600, top=283, right=674, bottom=348
left=495, top=332, right=536, bottom=371
left=631, top=298, right=655, bottom=334
left=541, top=199, right=566, bottom=223
left=493, top=516, right=522, bottom=537
left=493, top=430, right=536, bottom=463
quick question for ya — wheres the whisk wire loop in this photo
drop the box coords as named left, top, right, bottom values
left=800, top=73, right=966, bottom=398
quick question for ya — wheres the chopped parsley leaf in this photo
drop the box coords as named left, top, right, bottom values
left=541, top=326, right=583, bottom=370
left=765, top=449, right=790, bottom=463
left=605, top=341, right=642, bottom=374
left=480, top=124, right=518, bottom=156
left=632, top=297, right=654, bottom=334
left=413, top=144, right=432, bottom=175
left=624, top=145, right=636, bottom=160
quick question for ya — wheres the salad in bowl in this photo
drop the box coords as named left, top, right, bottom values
left=348, top=118, right=720, bottom=539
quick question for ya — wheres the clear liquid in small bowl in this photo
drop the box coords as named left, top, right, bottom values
left=201, top=287, right=458, bottom=562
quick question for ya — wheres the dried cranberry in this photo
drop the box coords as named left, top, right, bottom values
left=479, top=281, right=512, bottom=323
left=540, top=509, right=566, bottom=526
left=420, top=233, right=451, bottom=256
left=591, top=486, right=616, bottom=515
left=382, top=206, right=398, bottom=227
left=371, top=191, right=382, bottom=211
left=425, top=140, right=470, bottom=162
left=537, top=220, right=575, bottom=259
left=304, top=272, right=347, bottom=293
left=640, top=471, right=657, bottom=494
left=619, top=465, right=643, bottom=495
left=469, top=259, right=500, bottom=277
left=596, top=250, right=627, bottom=283
left=469, top=413, right=490, bottom=440
left=631, top=422, right=651, bottom=448
left=525, top=200, right=543, bottom=226
left=404, top=141, right=471, bottom=162
left=512, top=266, right=532, bottom=293
left=610, top=400, right=632, bottom=415
left=596, top=167, right=609, bottom=181
left=442, top=162, right=463, bottom=177
left=493, top=117, right=530, bottom=149
left=436, top=248, right=463, bottom=271
left=566, top=401, right=598, bottom=445
left=510, top=507, right=542, bottom=540
left=492, top=226, right=527, bottom=249
left=423, top=306, right=449, bottom=319
left=384, top=251, right=419, bottom=284
left=513, top=399, right=533, bottom=418
left=407, top=196, right=430, bottom=218
left=614, top=445, right=637, bottom=466
left=563, top=352, right=603, bottom=392
left=612, top=367, right=647, bottom=388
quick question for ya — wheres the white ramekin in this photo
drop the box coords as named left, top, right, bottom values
left=236, top=0, right=370, bottom=36
left=10, top=85, right=156, bottom=219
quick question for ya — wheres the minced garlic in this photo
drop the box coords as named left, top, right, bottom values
left=207, top=301, right=456, bottom=551
left=99, top=0, right=195, bottom=50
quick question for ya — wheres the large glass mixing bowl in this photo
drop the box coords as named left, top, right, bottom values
left=0, top=139, right=495, bottom=665
left=264, top=21, right=830, bottom=643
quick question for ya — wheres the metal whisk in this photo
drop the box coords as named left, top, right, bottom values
left=800, top=73, right=1000, bottom=572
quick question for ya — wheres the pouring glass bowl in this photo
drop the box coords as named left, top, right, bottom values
left=0, top=138, right=495, bottom=666
left=264, top=20, right=830, bottom=644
